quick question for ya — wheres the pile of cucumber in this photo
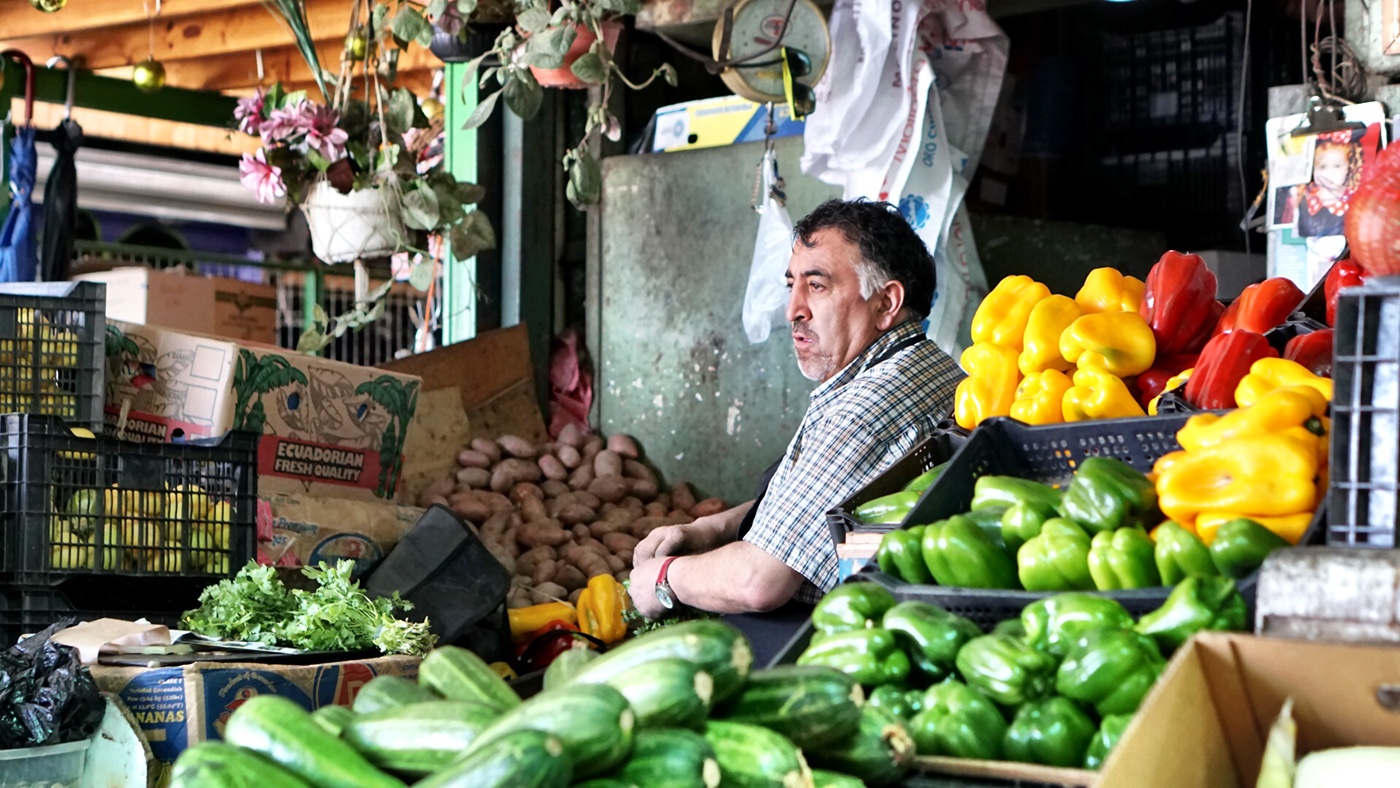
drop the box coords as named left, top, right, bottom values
left=169, top=620, right=913, bottom=788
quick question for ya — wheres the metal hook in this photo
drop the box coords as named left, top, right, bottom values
left=45, top=55, right=76, bottom=120
left=1, top=50, right=35, bottom=126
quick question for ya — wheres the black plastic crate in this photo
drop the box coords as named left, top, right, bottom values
left=0, top=282, right=105, bottom=431
left=0, top=414, right=257, bottom=586
left=1329, top=277, right=1400, bottom=547
left=0, top=577, right=210, bottom=647
left=825, top=430, right=968, bottom=547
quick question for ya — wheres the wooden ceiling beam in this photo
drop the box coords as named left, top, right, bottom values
left=266, top=68, right=438, bottom=100
left=0, top=0, right=264, bottom=41
left=16, top=98, right=257, bottom=157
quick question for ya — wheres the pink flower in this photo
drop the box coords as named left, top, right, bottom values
left=239, top=150, right=286, bottom=204
left=234, top=89, right=265, bottom=135
left=302, top=102, right=349, bottom=162
left=260, top=101, right=307, bottom=144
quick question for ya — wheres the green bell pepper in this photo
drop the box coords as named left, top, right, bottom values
left=1016, top=518, right=1095, bottom=592
left=1059, top=457, right=1159, bottom=533
left=1087, top=528, right=1162, bottom=590
left=867, top=684, right=917, bottom=720
left=921, top=516, right=1019, bottom=590
left=963, top=506, right=1009, bottom=553
left=1208, top=518, right=1290, bottom=579
left=908, top=681, right=1008, bottom=761
left=1135, top=575, right=1248, bottom=653
left=954, top=634, right=1056, bottom=707
left=1153, top=521, right=1219, bottom=585
left=812, top=582, right=898, bottom=634
left=1001, top=501, right=1051, bottom=553
left=1055, top=628, right=1165, bottom=717
left=882, top=601, right=981, bottom=680
left=876, top=527, right=933, bottom=584
left=993, top=618, right=1027, bottom=639
left=1083, top=713, right=1134, bottom=769
left=1003, top=697, right=1096, bottom=768
left=1021, top=592, right=1135, bottom=658
left=798, top=628, right=911, bottom=686
left=854, top=491, right=921, bottom=524
left=903, top=461, right=948, bottom=494
left=971, top=476, right=1062, bottom=516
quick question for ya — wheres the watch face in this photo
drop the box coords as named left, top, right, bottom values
left=655, top=585, right=676, bottom=610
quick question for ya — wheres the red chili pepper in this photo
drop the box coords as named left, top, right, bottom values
left=1324, top=259, right=1366, bottom=327
left=1140, top=252, right=1221, bottom=355
left=1284, top=329, right=1334, bottom=378
left=1185, top=331, right=1278, bottom=410
left=1226, top=278, right=1306, bottom=335
left=1135, top=354, right=1200, bottom=408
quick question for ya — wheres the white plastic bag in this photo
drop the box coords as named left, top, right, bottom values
left=743, top=151, right=793, bottom=344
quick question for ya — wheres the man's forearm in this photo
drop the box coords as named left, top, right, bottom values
left=708, top=500, right=756, bottom=543
left=665, top=540, right=804, bottom=614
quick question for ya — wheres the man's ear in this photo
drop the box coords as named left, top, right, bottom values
left=874, top=280, right=907, bottom=330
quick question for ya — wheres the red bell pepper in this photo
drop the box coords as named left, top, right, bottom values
left=1136, top=354, right=1200, bottom=408
left=512, top=620, right=601, bottom=673
left=1284, top=329, right=1334, bottom=378
left=1185, top=331, right=1278, bottom=410
left=1324, top=259, right=1366, bottom=327
left=1213, top=300, right=1239, bottom=336
left=1223, top=278, right=1305, bottom=335
left=1140, top=252, right=1221, bottom=355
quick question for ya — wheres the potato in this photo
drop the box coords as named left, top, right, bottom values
left=471, top=438, right=502, bottom=464
left=481, top=491, right=514, bottom=514
left=497, top=434, right=537, bottom=459
left=587, top=476, right=629, bottom=504
left=538, top=454, right=569, bottom=481
left=520, top=495, right=549, bottom=523
left=593, top=450, right=624, bottom=478
left=626, top=479, right=659, bottom=501
left=490, top=459, right=543, bottom=492
left=563, top=544, right=612, bottom=579
left=484, top=541, right=516, bottom=574
left=516, top=520, right=572, bottom=548
left=448, top=491, right=493, bottom=523
left=568, top=588, right=586, bottom=605
left=532, top=582, right=569, bottom=604
left=568, top=464, right=596, bottom=491
left=529, top=558, right=559, bottom=586
left=588, top=520, right=623, bottom=539
left=455, top=467, right=491, bottom=489
left=582, top=435, right=605, bottom=458
left=558, top=422, right=586, bottom=449
left=608, top=435, right=639, bottom=459
left=572, top=491, right=603, bottom=510
left=417, top=475, right=456, bottom=508
left=541, top=479, right=570, bottom=498
left=556, top=503, right=597, bottom=526
left=516, top=547, right=555, bottom=577
left=670, top=481, right=697, bottom=513
left=458, top=449, right=492, bottom=469
left=557, top=445, right=582, bottom=469
left=616, top=549, right=634, bottom=568
left=510, top=483, right=544, bottom=505
left=668, top=510, right=696, bottom=525
left=622, top=459, right=656, bottom=484
left=628, top=516, right=668, bottom=540
left=691, top=498, right=727, bottom=518
left=507, top=587, right=532, bottom=609
left=605, top=554, right=626, bottom=574
left=616, top=569, right=631, bottom=583
left=571, top=523, right=590, bottom=540
left=643, top=502, right=668, bottom=518
left=621, top=496, right=646, bottom=514
left=602, top=532, right=639, bottom=553
left=555, top=564, right=588, bottom=591
left=481, top=512, right=511, bottom=541
left=654, top=493, right=671, bottom=510
left=500, top=526, right=521, bottom=558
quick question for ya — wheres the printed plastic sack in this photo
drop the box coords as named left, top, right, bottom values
left=743, top=150, right=793, bottom=344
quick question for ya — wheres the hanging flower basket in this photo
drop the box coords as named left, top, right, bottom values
left=301, top=181, right=406, bottom=264
left=529, top=20, right=622, bottom=89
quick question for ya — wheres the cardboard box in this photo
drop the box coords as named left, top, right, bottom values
left=258, top=492, right=424, bottom=577
left=651, top=95, right=805, bottom=153
left=103, top=321, right=422, bottom=502
left=1099, top=632, right=1400, bottom=787
left=90, top=654, right=419, bottom=765
left=74, top=267, right=278, bottom=345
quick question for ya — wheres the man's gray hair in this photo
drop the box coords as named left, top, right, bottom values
left=855, top=259, right=894, bottom=302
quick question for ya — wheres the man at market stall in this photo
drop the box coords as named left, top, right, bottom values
left=628, top=198, right=964, bottom=658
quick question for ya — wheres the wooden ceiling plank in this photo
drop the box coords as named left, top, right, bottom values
left=16, top=98, right=257, bottom=156
left=0, top=0, right=263, bottom=41
left=97, top=41, right=444, bottom=93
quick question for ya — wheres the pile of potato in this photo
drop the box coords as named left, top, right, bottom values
left=415, top=423, right=726, bottom=607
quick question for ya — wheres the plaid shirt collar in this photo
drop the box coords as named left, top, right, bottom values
left=809, top=320, right=926, bottom=406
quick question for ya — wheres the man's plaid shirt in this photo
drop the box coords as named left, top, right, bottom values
left=743, top=320, right=965, bottom=603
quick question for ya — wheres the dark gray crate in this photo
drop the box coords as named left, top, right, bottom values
left=0, top=281, right=105, bottom=431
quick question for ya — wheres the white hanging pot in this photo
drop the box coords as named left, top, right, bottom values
left=301, top=181, right=406, bottom=264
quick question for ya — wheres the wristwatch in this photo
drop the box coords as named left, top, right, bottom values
left=655, top=556, right=682, bottom=611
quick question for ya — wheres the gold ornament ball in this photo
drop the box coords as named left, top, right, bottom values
left=422, top=98, right=444, bottom=121
left=30, top=0, right=68, bottom=11
left=346, top=28, right=369, bottom=61
left=133, top=58, right=166, bottom=93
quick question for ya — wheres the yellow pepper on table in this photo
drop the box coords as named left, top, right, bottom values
left=1011, top=369, right=1073, bottom=425
left=576, top=574, right=628, bottom=645
left=507, top=601, right=578, bottom=643
left=1235, top=358, right=1333, bottom=409
left=1176, top=387, right=1326, bottom=452
left=1018, top=295, right=1083, bottom=375
left=1059, top=312, right=1157, bottom=378
left=1062, top=367, right=1146, bottom=422
left=955, top=342, right=1022, bottom=430
left=971, top=275, right=1051, bottom=350
left=1156, top=434, right=1319, bottom=529
left=1147, top=368, right=1193, bottom=415
left=1075, top=268, right=1146, bottom=314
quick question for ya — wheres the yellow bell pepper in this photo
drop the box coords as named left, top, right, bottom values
left=1153, top=450, right=1188, bottom=478
left=1059, top=312, right=1157, bottom=377
left=507, top=601, right=579, bottom=643
left=1147, top=368, right=1193, bottom=415
left=1195, top=511, right=1315, bottom=546
left=971, top=275, right=1051, bottom=350
left=1234, top=358, right=1333, bottom=408
left=1011, top=369, right=1073, bottom=425
left=1075, top=268, right=1146, bottom=314
left=1156, top=435, right=1318, bottom=528
left=955, top=342, right=1022, bottom=430
left=1062, top=367, right=1146, bottom=422
left=1176, top=388, right=1324, bottom=452
left=577, top=574, right=628, bottom=645
left=1018, top=295, right=1083, bottom=375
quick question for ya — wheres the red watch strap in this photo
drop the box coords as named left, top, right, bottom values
left=657, top=556, right=679, bottom=585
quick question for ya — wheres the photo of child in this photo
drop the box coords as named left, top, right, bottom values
left=1292, top=130, right=1364, bottom=238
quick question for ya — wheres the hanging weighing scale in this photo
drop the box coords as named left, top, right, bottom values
left=711, top=0, right=830, bottom=114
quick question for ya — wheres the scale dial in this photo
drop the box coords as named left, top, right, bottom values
left=713, top=0, right=830, bottom=105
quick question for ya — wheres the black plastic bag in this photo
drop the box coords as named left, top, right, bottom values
left=0, top=619, right=104, bottom=748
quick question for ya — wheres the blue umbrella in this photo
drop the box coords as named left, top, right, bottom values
left=0, top=124, right=37, bottom=284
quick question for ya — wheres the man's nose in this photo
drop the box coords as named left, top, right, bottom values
left=786, top=285, right=809, bottom=325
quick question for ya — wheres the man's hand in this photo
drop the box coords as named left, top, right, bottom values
left=633, top=505, right=752, bottom=563
left=628, top=556, right=668, bottom=619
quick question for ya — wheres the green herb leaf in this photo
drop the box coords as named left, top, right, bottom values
left=570, top=51, right=606, bottom=85
left=450, top=210, right=497, bottom=259
left=502, top=74, right=542, bottom=120
left=462, top=88, right=503, bottom=130
left=386, top=88, right=416, bottom=134
left=516, top=5, right=552, bottom=33
left=390, top=4, right=434, bottom=47
left=409, top=259, right=435, bottom=292
left=567, top=149, right=602, bottom=207
left=401, top=185, right=441, bottom=231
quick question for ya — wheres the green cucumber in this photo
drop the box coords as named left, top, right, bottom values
left=703, top=720, right=812, bottom=788
left=222, top=695, right=404, bottom=788
left=807, top=705, right=916, bottom=787
left=411, top=729, right=572, bottom=788
left=309, top=704, right=355, bottom=737
left=565, top=619, right=753, bottom=702
left=419, top=645, right=520, bottom=710
left=170, top=741, right=312, bottom=788
left=343, top=700, right=502, bottom=776
left=715, top=665, right=864, bottom=750
left=542, top=647, right=599, bottom=690
left=465, top=682, right=635, bottom=778
left=574, top=781, right=640, bottom=788
left=351, top=675, right=440, bottom=715
left=606, top=657, right=713, bottom=730
left=811, top=770, right=868, bottom=788
left=612, top=728, right=721, bottom=788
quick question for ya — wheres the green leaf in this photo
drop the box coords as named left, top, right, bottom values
left=660, top=62, right=679, bottom=87
left=567, top=150, right=602, bottom=207
left=516, top=5, right=552, bottom=33
left=281, top=89, right=309, bottom=109
left=570, top=51, right=606, bottom=85
left=450, top=210, right=497, bottom=259
left=401, top=186, right=441, bottom=231
left=313, top=304, right=329, bottom=324
left=265, top=83, right=286, bottom=111
left=426, top=0, right=449, bottom=17
left=409, top=260, right=435, bottom=292
left=461, top=88, right=502, bottom=130
left=502, top=75, right=542, bottom=120
left=297, top=327, right=331, bottom=353
left=386, top=88, right=416, bottom=134
left=460, top=51, right=490, bottom=86
left=520, top=25, right=576, bottom=68
left=390, top=4, right=433, bottom=47
left=456, top=0, right=478, bottom=14
left=305, top=149, right=331, bottom=172
left=455, top=182, right=487, bottom=205
left=371, top=2, right=392, bottom=33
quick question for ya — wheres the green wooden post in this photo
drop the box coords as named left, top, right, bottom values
left=441, top=62, right=479, bottom=344
left=302, top=269, right=324, bottom=354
